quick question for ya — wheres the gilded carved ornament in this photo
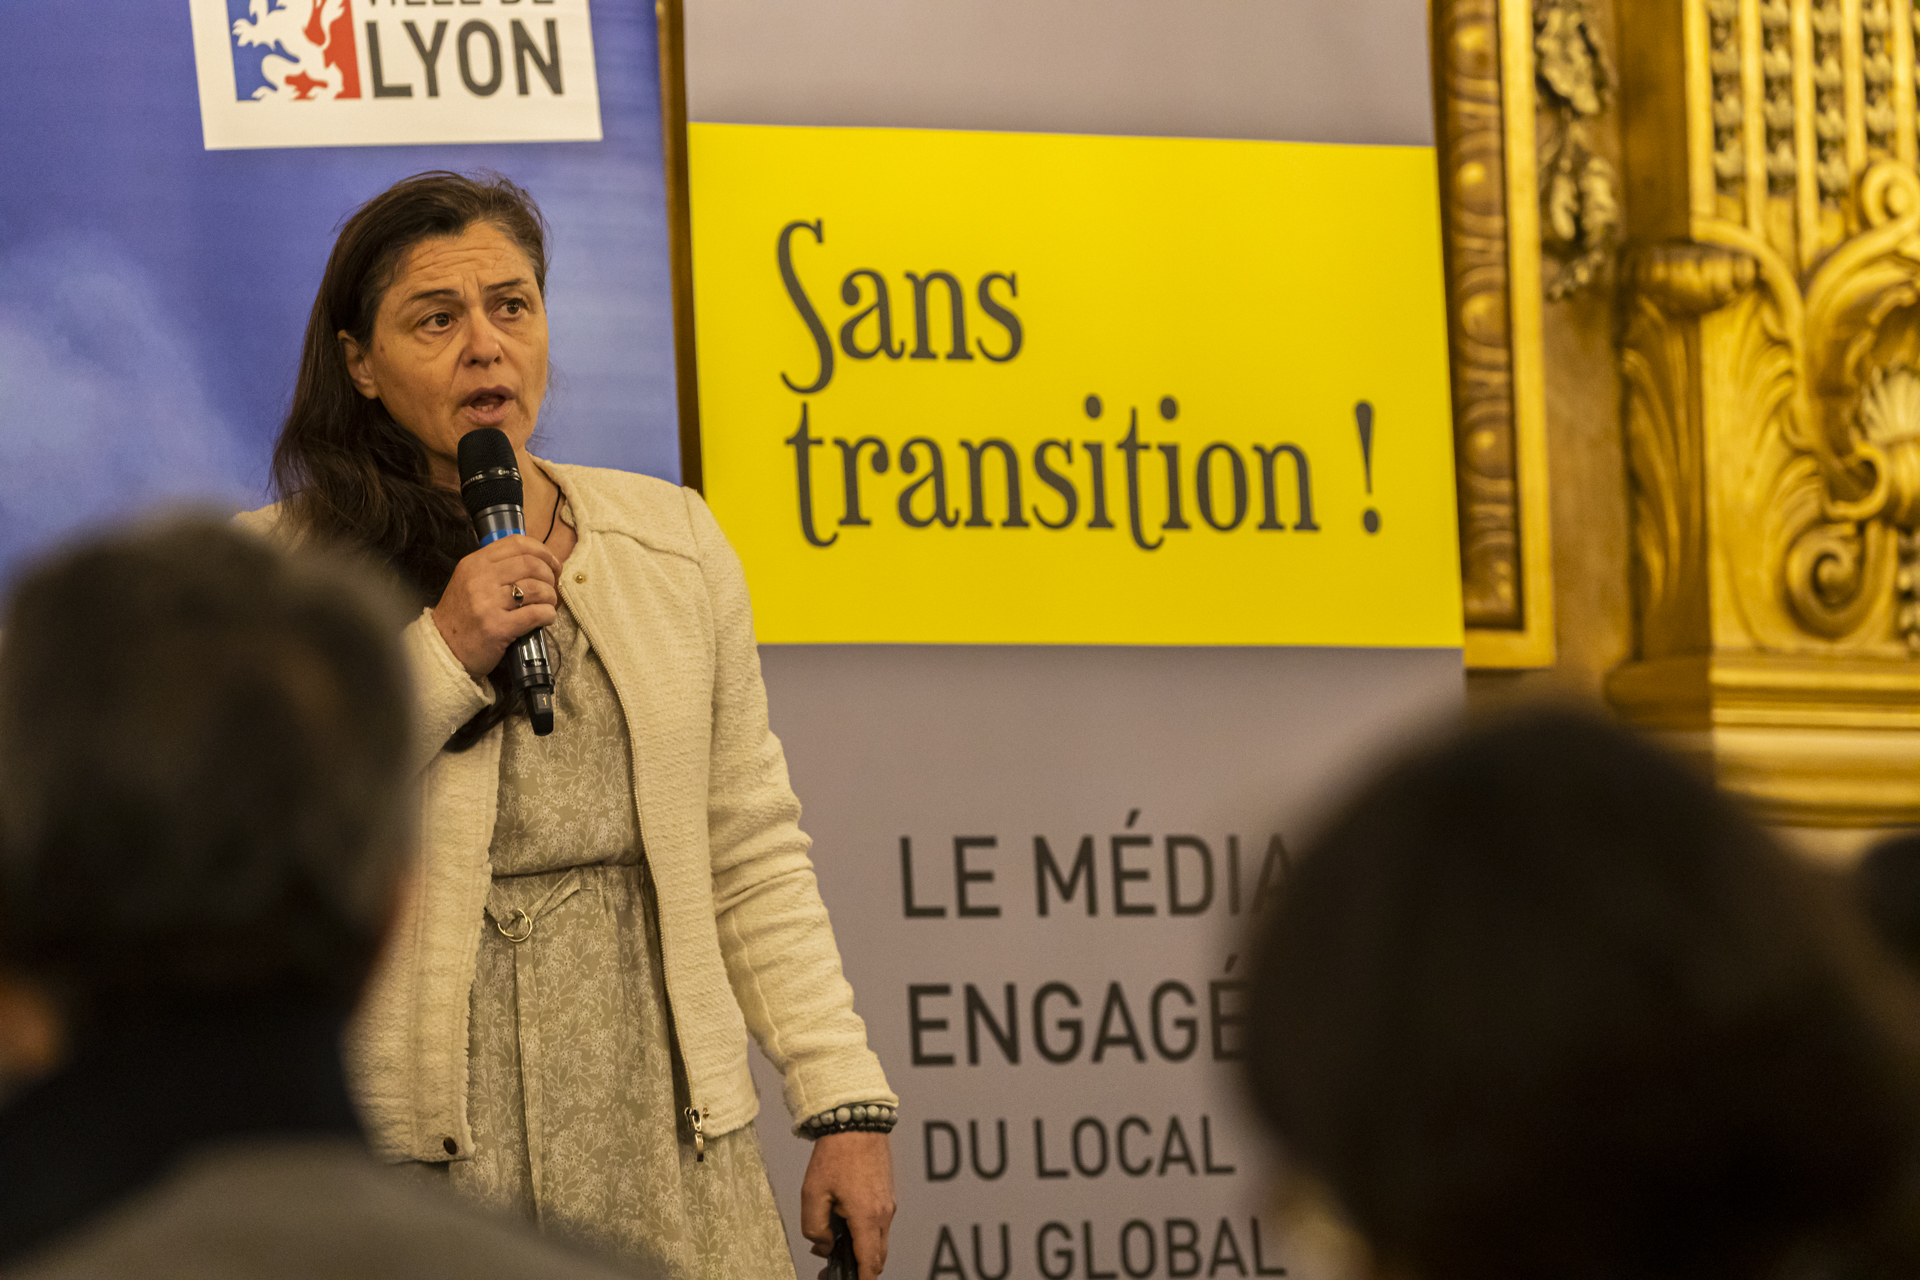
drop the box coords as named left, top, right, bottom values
left=1534, top=0, right=1622, bottom=299
left=1598, top=0, right=1920, bottom=826
left=1431, top=0, right=1620, bottom=662
left=1622, top=164, right=1920, bottom=661
left=1434, top=0, right=1556, bottom=664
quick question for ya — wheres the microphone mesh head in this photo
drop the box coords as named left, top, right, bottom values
left=457, top=428, right=523, bottom=518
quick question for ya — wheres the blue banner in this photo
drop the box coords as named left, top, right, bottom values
left=0, top=1, right=678, bottom=578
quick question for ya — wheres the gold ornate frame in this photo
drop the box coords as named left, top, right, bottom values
left=658, top=0, right=703, bottom=492
left=1433, top=0, right=1558, bottom=667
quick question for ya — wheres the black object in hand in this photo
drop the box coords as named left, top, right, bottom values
left=823, top=1212, right=857, bottom=1280
left=456, top=427, right=555, bottom=735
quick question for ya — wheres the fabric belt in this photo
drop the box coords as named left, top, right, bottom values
left=483, top=868, right=585, bottom=945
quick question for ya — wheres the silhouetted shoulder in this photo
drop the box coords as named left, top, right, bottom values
left=11, top=1139, right=644, bottom=1280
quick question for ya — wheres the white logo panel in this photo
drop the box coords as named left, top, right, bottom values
left=189, top=0, right=602, bottom=150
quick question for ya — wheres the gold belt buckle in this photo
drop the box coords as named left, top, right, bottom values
left=496, top=907, right=534, bottom=943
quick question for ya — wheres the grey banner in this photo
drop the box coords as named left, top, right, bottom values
left=683, top=0, right=1434, bottom=146
left=748, top=644, right=1461, bottom=1279
left=685, top=5, right=1456, bottom=1270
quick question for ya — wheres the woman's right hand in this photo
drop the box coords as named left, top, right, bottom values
left=432, top=535, right=563, bottom=680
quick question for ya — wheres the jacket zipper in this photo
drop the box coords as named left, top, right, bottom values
left=685, top=1106, right=706, bottom=1162
left=562, top=561, right=706, bottom=1167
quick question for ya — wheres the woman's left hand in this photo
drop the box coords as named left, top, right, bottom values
left=800, top=1130, right=895, bottom=1279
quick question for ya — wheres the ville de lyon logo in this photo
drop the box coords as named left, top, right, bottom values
left=192, top=0, right=602, bottom=147
left=227, top=0, right=360, bottom=101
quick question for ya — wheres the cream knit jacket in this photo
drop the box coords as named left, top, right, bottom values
left=240, top=463, right=894, bottom=1164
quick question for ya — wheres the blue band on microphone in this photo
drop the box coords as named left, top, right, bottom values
left=478, top=525, right=525, bottom=547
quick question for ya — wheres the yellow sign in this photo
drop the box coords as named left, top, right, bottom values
left=689, top=123, right=1462, bottom=647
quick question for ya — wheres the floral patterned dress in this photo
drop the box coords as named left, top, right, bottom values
left=443, top=599, right=796, bottom=1279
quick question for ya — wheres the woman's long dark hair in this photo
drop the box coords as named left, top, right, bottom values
left=271, top=171, right=551, bottom=749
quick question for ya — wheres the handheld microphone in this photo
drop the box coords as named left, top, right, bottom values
left=457, top=428, right=555, bottom=736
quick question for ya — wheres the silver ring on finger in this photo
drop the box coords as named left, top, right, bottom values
left=509, top=583, right=525, bottom=608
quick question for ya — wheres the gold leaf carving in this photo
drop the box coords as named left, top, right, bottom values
left=1621, top=278, right=1713, bottom=657
left=1626, top=243, right=1759, bottom=313
left=1785, top=519, right=1892, bottom=637
left=1620, top=162, right=1920, bottom=661
left=1607, top=0, right=1920, bottom=828
left=1534, top=0, right=1621, bottom=299
left=1436, top=0, right=1522, bottom=629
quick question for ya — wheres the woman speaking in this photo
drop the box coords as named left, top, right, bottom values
left=240, top=172, right=896, bottom=1278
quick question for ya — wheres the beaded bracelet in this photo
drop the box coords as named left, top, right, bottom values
left=799, top=1101, right=898, bottom=1139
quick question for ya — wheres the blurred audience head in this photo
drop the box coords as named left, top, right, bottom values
left=0, top=517, right=413, bottom=1051
left=1246, top=708, right=1920, bottom=1280
left=1859, top=830, right=1920, bottom=977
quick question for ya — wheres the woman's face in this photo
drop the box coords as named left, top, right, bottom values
left=340, top=221, right=549, bottom=483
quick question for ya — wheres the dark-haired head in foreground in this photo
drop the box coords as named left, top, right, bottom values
left=0, top=516, right=412, bottom=1261
left=1245, top=709, right=1920, bottom=1280
left=1858, top=830, right=1920, bottom=977
left=0, top=518, right=412, bottom=1016
left=0, top=519, right=633, bottom=1279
